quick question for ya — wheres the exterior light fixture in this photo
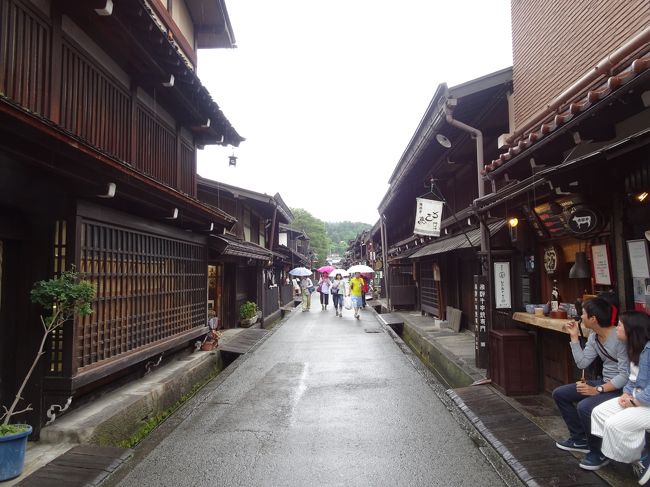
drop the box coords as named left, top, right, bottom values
left=569, top=252, right=591, bottom=279
left=508, top=217, right=519, bottom=228
left=228, top=154, right=237, bottom=167
left=636, top=191, right=648, bottom=202
left=435, top=134, right=452, bottom=149
left=95, top=0, right=113, bottom=15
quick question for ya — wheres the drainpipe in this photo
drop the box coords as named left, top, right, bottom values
left=445, top=98, right=485, bottom=199
left=506, top=24, right=650, bottom=145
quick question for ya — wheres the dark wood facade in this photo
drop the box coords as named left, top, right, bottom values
left=198, top=178, right=297, bottom=328
left=0, top=0, right=242, bottom=434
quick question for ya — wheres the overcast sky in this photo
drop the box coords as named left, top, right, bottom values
left=197, top=0, right=513, bottom=225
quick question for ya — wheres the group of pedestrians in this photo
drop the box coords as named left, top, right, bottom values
left=552, top=293, right=650, bottom=484
left=298, top=272, right=370, bottom=320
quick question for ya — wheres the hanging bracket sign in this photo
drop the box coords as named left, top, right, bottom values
left=414, top=198, right=444, bottom=237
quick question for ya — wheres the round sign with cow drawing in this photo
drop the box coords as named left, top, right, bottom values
left=566, top=206, right=601, bottom=237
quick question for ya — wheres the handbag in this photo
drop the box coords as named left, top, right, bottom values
left=316, top=285, right=322, bottom=293
left=307, top=286, right=315, bottom=293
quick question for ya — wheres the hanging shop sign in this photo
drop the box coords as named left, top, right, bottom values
left=493, top=262, right=512, bottom=309
left=566, top=206, right=600, bottom=236
left=473, top=275, right=489, bottom=368
left=543, top=245, right=561, bottom=275
left=414, top=198, right=443, bottom=237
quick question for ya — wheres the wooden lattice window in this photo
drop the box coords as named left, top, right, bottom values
left=60, top=41, right=131, bottom=161
left=49, top=220, right=67, bottom=375
left=136, top=104, right=176, bottom=187
left=179, top=140, right=195, bottom=196
left=77, top=221, right=206, bottom=370
left=0, top=0, right=51, bottom=117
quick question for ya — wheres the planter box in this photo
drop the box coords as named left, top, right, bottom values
left=239, top=311, right=261, bottom=328
left=0, top=425, right=32, bottom=481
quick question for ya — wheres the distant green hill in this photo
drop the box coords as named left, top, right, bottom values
left=326, top=221, right=372, bottom=257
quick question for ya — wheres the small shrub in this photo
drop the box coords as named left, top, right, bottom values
left=239, top=301, right=258, bottom=320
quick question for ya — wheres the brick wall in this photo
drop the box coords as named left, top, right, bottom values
left=511, top=0, right=650, bottom=127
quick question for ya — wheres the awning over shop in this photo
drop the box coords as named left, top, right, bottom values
left=210, top=233, right=272, bottom=261
left=409, top=220, right=506, bottom=259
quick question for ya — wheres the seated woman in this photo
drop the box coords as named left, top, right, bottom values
left=591, top=311, right=650, bottom=485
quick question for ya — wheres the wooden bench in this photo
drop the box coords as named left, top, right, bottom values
left=376, top=313, right=404, bottom=335
left=16, top=445, right=132, bottom=487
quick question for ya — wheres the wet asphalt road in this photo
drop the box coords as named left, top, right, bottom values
left=113, top=303, right=506, bottom=487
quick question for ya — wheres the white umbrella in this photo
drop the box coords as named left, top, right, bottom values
left=329, top=269, right=349, bottom=277
left=347, top=264, right=374, bottom=274
left=289, top=267, right=312, bottom=276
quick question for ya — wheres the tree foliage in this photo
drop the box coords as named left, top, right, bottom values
left=326, top=221, right=372, bottom=256
left=290, top=208, right=330, bottom=267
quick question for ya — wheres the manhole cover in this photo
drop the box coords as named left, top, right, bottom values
left=364, top=328, right=382, bottom=333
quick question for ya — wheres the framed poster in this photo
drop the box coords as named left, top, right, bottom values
left=591, top=244, right=612, bottom=285
left=493, top=261, right=512, bottom=309
left=626, top=239, right=650, bottom=279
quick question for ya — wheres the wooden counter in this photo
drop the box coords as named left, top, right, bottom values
left=512, top=312, right=587, bottom=393
left=512, top=312, right=591, bottom=335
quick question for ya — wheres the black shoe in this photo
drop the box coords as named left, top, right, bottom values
left=556, top=438, right=589, bottom=453
left=579, top=451, right=609, bottom=471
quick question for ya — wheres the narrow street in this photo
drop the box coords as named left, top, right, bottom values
left=109, top=304, right=508, bottom=486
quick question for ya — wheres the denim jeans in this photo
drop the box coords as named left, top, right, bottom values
left=552, top=380, right=621, bottom=453
left=332, top=293, right=342, bottom=310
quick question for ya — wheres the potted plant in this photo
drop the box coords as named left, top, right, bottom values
left=0, top=269, right=94, bottom=481
left=239, top=301, right=259, bottom=328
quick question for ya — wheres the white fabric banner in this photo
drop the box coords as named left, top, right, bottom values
left=413, top=198, right=444, bottom=236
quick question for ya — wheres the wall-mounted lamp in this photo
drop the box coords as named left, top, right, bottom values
left=162, top=74, right=175, bottom=88
left=569, top=252, right=591, bottom=279
left=508, top=217, right=519, bottom=228
left=435, top=134, right=452, bottom=149
left=165, top=208, right=179, bottom=220
left=636, top=191, right=648, bottom=203
left=228, top=154, right=237, bottom=167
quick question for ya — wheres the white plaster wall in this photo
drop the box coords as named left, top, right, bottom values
left=172, top=0, right=195, bottom=50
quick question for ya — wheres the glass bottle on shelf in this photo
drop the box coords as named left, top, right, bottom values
left=551, top=280, right=561, bottom=312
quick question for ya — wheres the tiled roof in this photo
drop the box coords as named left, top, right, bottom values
left=483, top=52, right=650, bottom=176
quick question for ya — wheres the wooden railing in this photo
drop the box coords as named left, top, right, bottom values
left=60, top=41, right=131, bottom=162
left=0, top=0, right=51, bottom=116
left=0, top=0, right=197, bottom=196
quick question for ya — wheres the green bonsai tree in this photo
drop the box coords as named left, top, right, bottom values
left=1, top=269, right=95, bottom=428
left=239, top=301, right=258, bottom=320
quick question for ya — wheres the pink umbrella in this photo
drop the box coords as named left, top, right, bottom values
left=317, top=265, right=335, bottom=274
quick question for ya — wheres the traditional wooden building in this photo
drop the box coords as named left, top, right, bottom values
left=477, top=3, right=650, bottom=393
left=197, top=177, right=294, bottom=327
left=377, top=69, right=512, bottom=341
left=0, top=0, right=242, bottom=434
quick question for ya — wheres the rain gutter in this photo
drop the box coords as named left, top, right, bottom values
left=505, top=25, right=650, bottom=146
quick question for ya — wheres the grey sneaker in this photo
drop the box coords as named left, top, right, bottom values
left=556, top=438, right=589, bottom=453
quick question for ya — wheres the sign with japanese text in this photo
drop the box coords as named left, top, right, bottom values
left=493, top=262, right=511, bottom=309
left=413, top=198, right=443, bottom=237
left=473, top=275, right=489, bottom=368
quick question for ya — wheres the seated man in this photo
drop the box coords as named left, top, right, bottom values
left=553, top=297, right=629, bottom=471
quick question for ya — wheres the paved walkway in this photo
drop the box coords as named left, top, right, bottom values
left=108, top=305, right=511, bottom=487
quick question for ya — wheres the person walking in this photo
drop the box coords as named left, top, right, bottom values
left=552, top=297, right=629, bottom=471
left=349, top=272, right=364, bottom=320
left=318, top=273, right=331, bottom=310
left=591, top=311, right=650, bottom=483
left=330, top=273, right=345, bottom=317
left=300, top=276, right=313, bottom=311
